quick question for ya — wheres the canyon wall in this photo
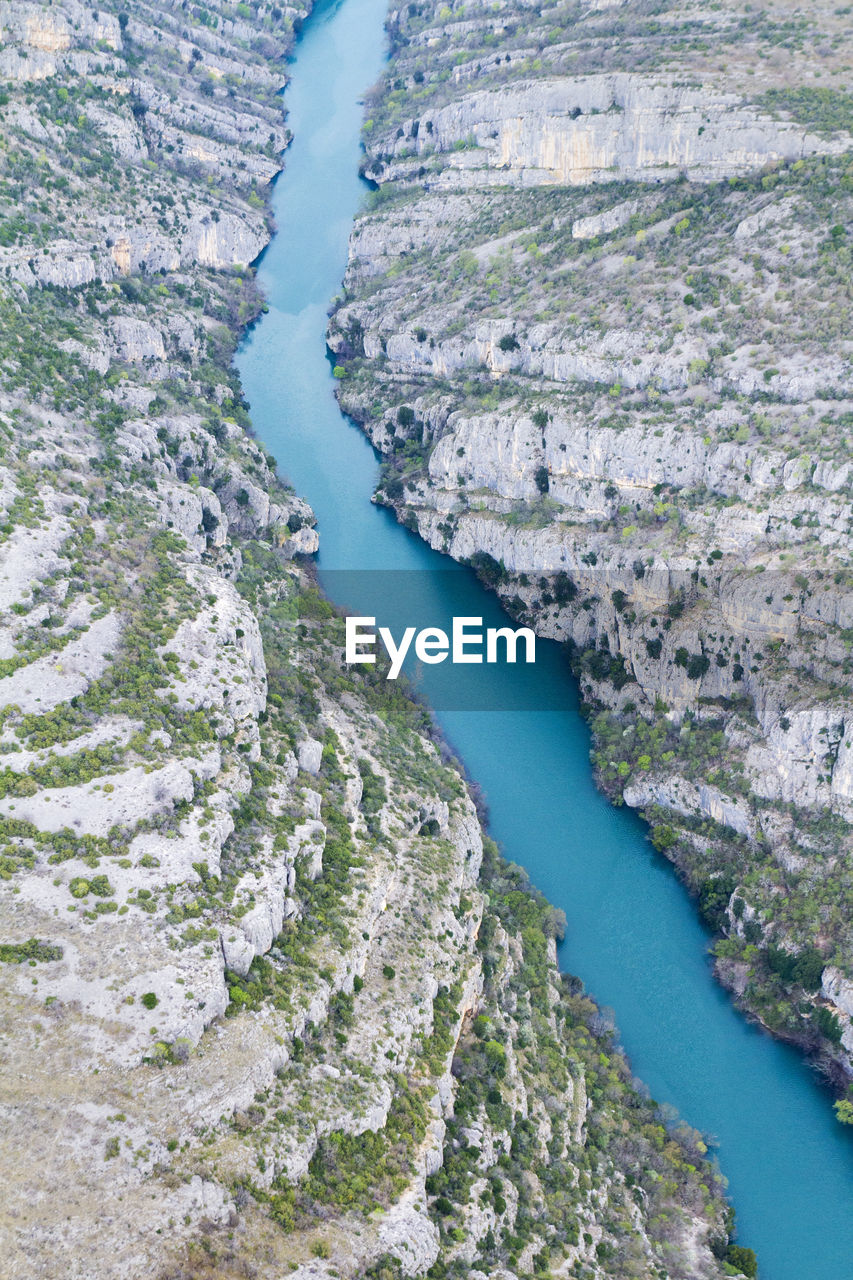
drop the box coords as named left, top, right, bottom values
left=330, top=0, right=853, bottom=1089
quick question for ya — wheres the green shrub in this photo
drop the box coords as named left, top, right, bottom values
left=814, top=1005, right=842, bottom=1044
left=484, top=1039, right=507, bottom=1076
left=726, top=1244, right=758, bottom=1277
left=834, top=1097, right=853, bottom=1125
left=301, top=1085, right=429, bottom=1213
left=468, top=551, right=508, bottom=587
left=698, top=876, right=736, bottom=931
left=765, top=945, right=825, bottom=991
left=687, top=653, right=711, bottom=680
left=651, top=825, right=677, bottom=853
left=358, top=758, right=387, bottom=835
left=756, top=87, right=853, bottom=134
left=0, top=938, right=62, bottom=963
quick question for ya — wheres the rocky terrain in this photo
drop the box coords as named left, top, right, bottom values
left=0, top=2, right=746, bottom=1278
left=329, top=0, right=853, bottom=1096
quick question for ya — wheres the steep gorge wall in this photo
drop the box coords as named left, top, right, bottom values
left=331, top=0, right=853, bottom=1091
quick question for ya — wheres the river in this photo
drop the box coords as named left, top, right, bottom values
left=235, top=0, right=853, bottom=1273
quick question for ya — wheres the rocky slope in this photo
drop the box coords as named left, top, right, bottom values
left=0, top=2, right=743, bottom=1278
left=329, top=0, right=853, bottom=1096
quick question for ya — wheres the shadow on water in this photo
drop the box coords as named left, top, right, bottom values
left=236, top=0, right=853, bottom=1274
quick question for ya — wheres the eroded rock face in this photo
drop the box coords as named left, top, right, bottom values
left=0, top=0, right=122, bottom=56
left=370, top=75, right=847, bottom=188
left=332, top=0, right=853, bottom=1081
left=182, top=208, right=269, bottom=269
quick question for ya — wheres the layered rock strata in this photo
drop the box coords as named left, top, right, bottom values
left=330, top=0, right=853, bottom=1088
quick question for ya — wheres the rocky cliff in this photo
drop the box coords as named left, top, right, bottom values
left=329, top=0, right=853, bottom=1096
left=0, top=2, right=741, bottom=1278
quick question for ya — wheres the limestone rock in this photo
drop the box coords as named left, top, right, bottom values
left=298, top=737, right=324, bottom=776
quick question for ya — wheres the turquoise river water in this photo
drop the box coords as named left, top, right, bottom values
left=235, top=0, right=853, bottom=1273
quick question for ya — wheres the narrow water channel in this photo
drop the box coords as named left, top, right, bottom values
left=236, top=0, right=853, bottom=1273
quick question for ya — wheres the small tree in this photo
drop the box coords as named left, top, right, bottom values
left=484, top=1039, right=506, bottom=1075
left=834, top=1097, right=853, bottom=1125
left=687, top=653, right=710, bottom=679
left=726, top=1245, right=758, bottom=1278
left=651, top=825, right=677, bottom=853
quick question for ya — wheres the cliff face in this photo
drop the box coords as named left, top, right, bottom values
left=0, top=2, right=736, bottom=1278
left=330, top=0, right=853, bottom=1089
left=368, top=74, right=848, bottom=189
